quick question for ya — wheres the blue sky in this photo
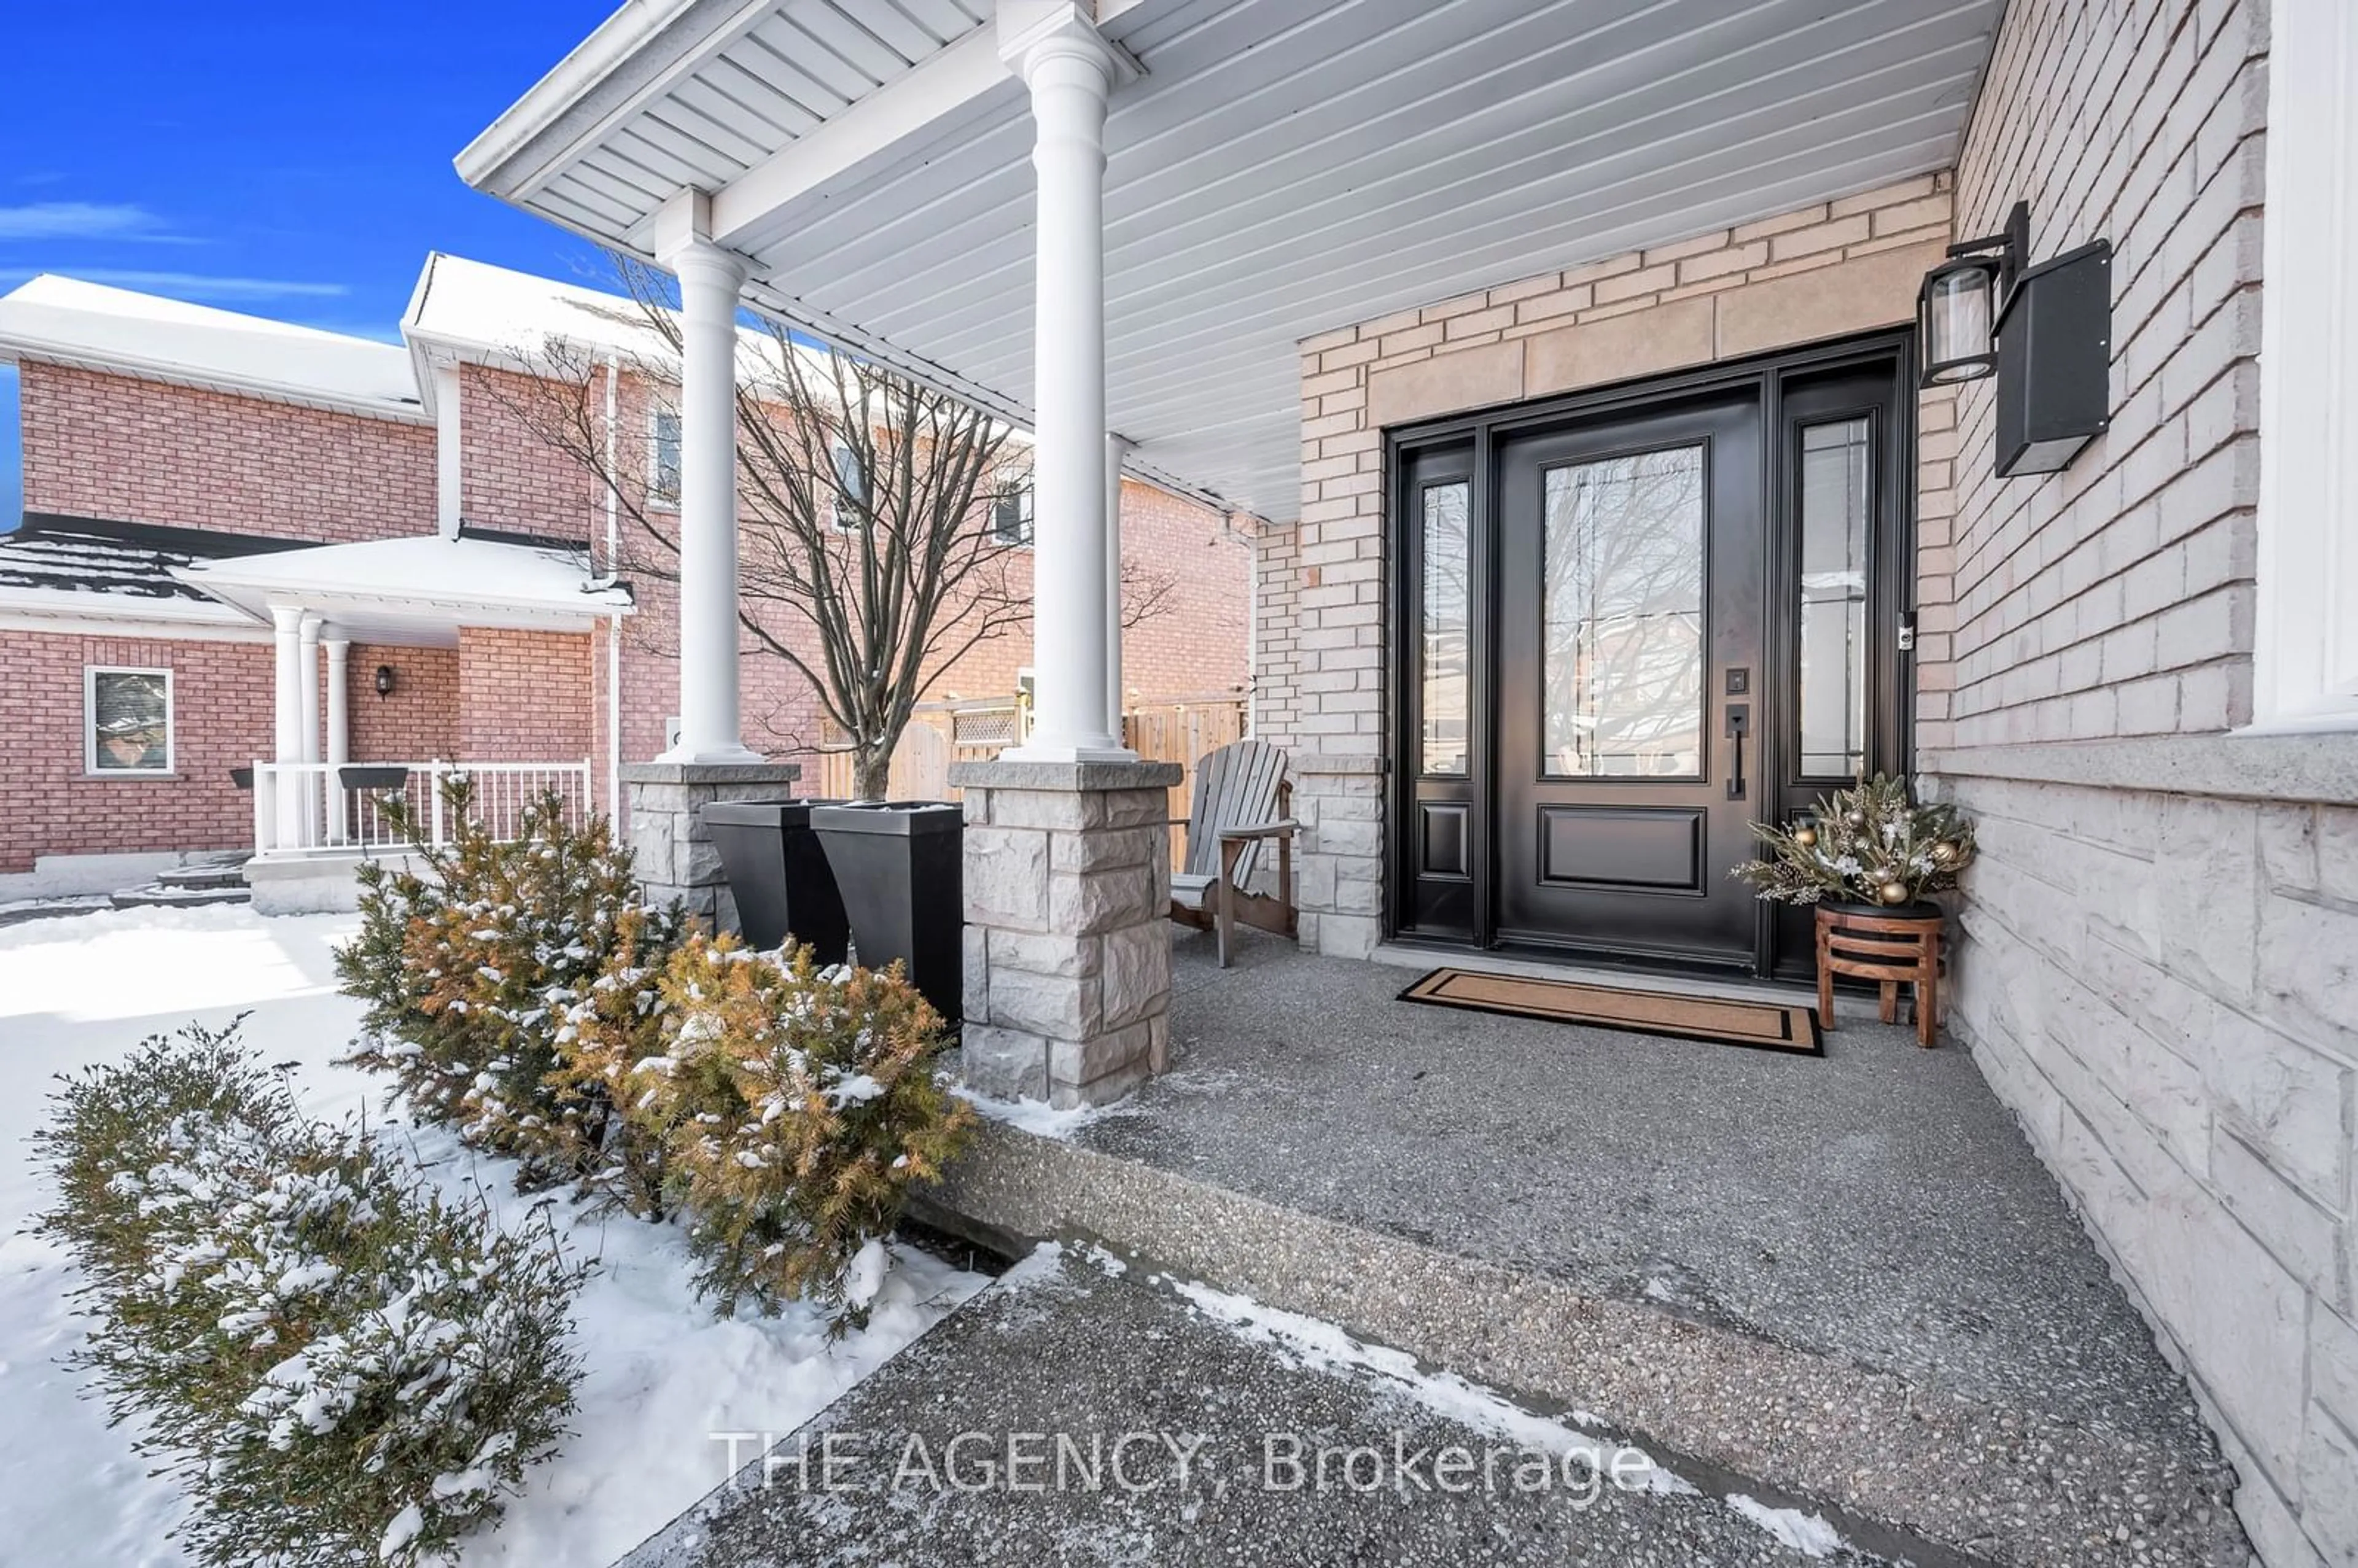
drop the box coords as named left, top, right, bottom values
left=0, top=2, right=626, bottom=528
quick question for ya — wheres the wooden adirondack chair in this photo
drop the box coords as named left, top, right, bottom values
left=1169, top=739, right=1296, bottom=967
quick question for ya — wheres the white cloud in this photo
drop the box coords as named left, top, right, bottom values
left=0, top=268, right=349, bottom=301
left=0, top=203, right=182, bottom=241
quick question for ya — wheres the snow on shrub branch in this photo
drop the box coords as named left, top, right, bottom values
left=34, top=1019, right=585, bottom=1568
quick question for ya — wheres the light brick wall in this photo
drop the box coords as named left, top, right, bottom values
left=1261, top=174, right=1954, bottom=957
left=0, top=631, right=272, bottom=874
left=1927, top=7, right=2358, bottom=1565
left=1929, top=0, right=2267, bottom=747
left=18, top=363, right=434, bottom=543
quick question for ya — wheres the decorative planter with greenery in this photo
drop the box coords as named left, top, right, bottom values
left=1734, top=773, right=1977, bottom=910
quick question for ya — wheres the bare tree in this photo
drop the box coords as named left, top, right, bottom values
left=480, top=257, right=1175, bottom=800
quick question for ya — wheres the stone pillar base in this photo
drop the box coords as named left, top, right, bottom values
left=952, top=758, right=1183, bottom=1108
left=623, top=760, right=803, bottom=934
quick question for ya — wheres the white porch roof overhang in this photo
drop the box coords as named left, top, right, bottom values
left=459, top=0, right=2001, bottom=522
left=172, top=532, right=636, bottom=648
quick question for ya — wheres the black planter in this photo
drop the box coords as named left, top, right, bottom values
left=811, top=801, right=964, bottom=1024
left=338, top=765, right=411, bottom=792
left=701, top=799, right=851, bottom=963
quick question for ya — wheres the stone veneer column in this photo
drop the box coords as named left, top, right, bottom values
left=623, top=760, right=801, bottom=934
left=1289, top=751, right=1385, bottom=960
left=951, top=757, right=1180, bottom=1107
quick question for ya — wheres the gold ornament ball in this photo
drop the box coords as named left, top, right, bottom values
left=1792, top=825, right=1818, bottom=848
left=1878, top=880, right=1912, bottom=906
left=1931, top=840, right=1962, bottom=867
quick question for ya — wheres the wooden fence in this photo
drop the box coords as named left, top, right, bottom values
left=809, top=690, right=1247, bottom=860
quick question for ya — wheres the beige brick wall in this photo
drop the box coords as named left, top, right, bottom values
left=1932, top=0, right=2266, bottom=747
left=1261, top=174, right=1955, bottom=957
left=1925, top=7, right=2358, bottom=1566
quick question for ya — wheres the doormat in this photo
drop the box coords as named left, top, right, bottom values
left=1398, top=968, right=1823, bottom=1055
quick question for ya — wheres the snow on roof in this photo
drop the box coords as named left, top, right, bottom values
left=0, top=513, right=294, bottom=629
left=0, top=276, right=426, bottom=421
left=174, top=529, right=634, bottom=638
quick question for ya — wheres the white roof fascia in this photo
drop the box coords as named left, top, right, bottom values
left=0, top=584, right=268, bottom=638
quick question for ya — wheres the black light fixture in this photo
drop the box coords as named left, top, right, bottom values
left=1918, top=200, right=2114, bottom=477
left=375, top=664, right=396, bottom=699
left=1917, top=201, right=2026, bottom=387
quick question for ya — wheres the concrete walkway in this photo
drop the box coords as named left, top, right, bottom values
left=922, top=930, right=2251, bottom=1567
left=620, top=1248, right=1908, bottom=1567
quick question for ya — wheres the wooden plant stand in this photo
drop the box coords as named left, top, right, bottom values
left=1814, top=902, right=1945, bottom=1049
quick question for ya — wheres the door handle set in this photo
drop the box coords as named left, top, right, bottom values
left=1724, top=704, right=1749, bottom=800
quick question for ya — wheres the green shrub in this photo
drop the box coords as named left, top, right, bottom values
left=611, top=937, right=973, bottom=1328
left=35, top=1020, right=584, bottom=1568
left=338, top=782, right=685, bottom=1189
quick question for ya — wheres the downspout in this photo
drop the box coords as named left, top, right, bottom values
left=603, top=354, right=623, bottom=819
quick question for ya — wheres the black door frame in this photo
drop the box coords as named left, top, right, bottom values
left=1383, top=327, right=1918, bottom=977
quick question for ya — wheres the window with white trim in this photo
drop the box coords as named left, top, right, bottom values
left=830, top=438, right=867, bottom=531
left=992, top=473, right=1035, bottom=546
left=649, top=409, right=682, bottom=506
left=86, top=667, right=173, bottom=775
left=2254, top=0, right=2358, bottom=729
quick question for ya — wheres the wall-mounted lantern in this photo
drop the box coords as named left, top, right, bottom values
left=1918, top=200, right=2114, bottom=476
left=375, top=664, right=397, bottom=700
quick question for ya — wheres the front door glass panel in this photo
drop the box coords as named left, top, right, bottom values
left=1420, top=479, right=1471, bottom=776
left=1541, top=445, right=1706, bottom=777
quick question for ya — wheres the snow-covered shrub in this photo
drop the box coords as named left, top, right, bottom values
left=615, top=937, right=972, bottom=1329
left=34, top=1020, right=584, bottom=1568
left=339, top=783, right=684, bottom=1189
left=544, top=901, right=680, bottom=1218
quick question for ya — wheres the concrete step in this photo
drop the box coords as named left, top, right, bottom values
left=108, top=884, right=253, bottom=910
left=920, top=1118, right=2250, bottom=1568
left=151, top=855, right=252, bottom=891
left=620, top=1244, right=1979, bottom=1568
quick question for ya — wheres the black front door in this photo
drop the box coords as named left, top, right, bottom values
left=1492, top=391, right=1764, bottom=969
left=1391, top=334, right=1913, bottom=976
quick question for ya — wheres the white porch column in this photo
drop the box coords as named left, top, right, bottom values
left=653, top=192, right=761, bottom=764
left=297, top=613, right=324, bottom=847
left=1105, top=432, right=1129, bottom=738
left=324, top=637, right=351, bottom=846
left=1001, top=6, right=1132, bottom=761
left=270, top=605, right=305, bottom=849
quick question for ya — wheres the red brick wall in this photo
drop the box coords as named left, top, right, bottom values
left=0, top=631, right=273, bottom=873
left=457, top=627, right=594, bottom=763
left=345, top=644, right=459, bottom=762
left=458, top=363, right=605, bottom=542
left=18, top=363, right=435, bottom=543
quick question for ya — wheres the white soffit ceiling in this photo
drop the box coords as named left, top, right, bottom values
left=469, top=0, right=2002, bottom=519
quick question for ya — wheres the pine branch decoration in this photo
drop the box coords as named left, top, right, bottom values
left=1733, top=772, right=1977, bottom=907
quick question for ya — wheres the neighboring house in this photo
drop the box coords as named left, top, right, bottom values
left=0, top=264, right=1250, bottom=895
left=454, top=0, right=2358, bottom=1561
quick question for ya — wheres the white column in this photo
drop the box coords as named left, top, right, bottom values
left=298, top=613, right=324, bottom=848
left=1105, top=433, right=1129, bottom=738
left=324, top=637, right=351, bottom=846
left=654, top=194, right=761, bottom=764
left=270, top=605, right=305, bottom=850
left=1002, top=6, right=1132, bottom=761
left=435, top=362, right=464, bottom=538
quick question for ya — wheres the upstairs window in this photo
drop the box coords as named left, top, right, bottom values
left=992, top=475, right=1035, bottom=546
left=649, top=409, right=682, bottom=505
left=831, top=438, right=867, bottom=531
left=87, top=667, right=172, bottom=775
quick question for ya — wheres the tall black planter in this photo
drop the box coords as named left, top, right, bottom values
left=811, top=802, right=963, bottom=1024
left=701, top=799, right=852, bottom=963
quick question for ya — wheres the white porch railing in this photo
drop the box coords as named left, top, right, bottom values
left=251, top=759, right=594, bottom=856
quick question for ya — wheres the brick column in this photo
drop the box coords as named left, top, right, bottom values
left=623, top=760, right=801, bottom=934
left=951, top=758, right=1180, bottom=1107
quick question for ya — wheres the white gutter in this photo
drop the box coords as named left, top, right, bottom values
left=603, top=352, right=623, bottom=818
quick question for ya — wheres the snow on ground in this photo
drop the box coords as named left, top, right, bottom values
left=0, top=905, right=987, bottom=1567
